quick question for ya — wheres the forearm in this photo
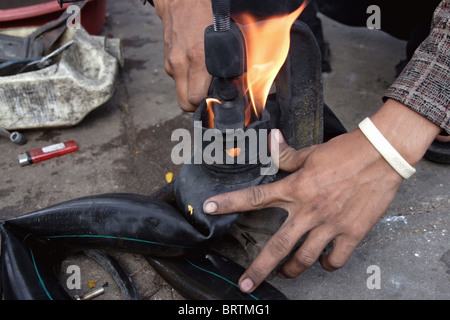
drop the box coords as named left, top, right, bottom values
left=370, top=99, right=441, bottom=168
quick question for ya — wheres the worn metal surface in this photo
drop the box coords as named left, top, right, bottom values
left=276, top=20, right=324, bottom=150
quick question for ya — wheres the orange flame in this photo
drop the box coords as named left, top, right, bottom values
left=205, top=98, right=222, bottom=128
left=233, top=2, right=308, bottom=119
left=224, top=147, right=241, bottom=158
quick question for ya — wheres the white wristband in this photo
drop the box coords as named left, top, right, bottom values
left=358, top=117, right=416, bottom=179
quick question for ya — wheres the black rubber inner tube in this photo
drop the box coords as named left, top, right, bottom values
left=0, top=187, right=288, bottom=300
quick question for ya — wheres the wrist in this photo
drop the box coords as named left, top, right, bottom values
left=152, top=0, right=167, bottom=18
left=369, top=99, right=441, bottom=166
left=358, top=117, right=416, bottom=179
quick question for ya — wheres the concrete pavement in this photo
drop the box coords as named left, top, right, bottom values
left=0, top=0, right=448, bottom=300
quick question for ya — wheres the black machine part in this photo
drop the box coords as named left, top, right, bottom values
left=174, top=0, right=346, bottom=261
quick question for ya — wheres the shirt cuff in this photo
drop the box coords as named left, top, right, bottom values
left=383, top=0, right=450, bottom=134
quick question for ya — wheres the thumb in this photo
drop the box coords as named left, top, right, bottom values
left=270, top=129, right=317, bottom=172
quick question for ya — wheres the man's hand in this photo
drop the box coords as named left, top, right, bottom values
left=203, top=99, right=441, bottom=293
left=204, top=128, right=403, bottom=292
left=153, top=0, right=213, bottom=111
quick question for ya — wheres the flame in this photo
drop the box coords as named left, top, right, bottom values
left=205, top=98, right=222, bottom=128
left=233, top=2, right=308, bottom=119
left=224, top=147, right=241, bottom=158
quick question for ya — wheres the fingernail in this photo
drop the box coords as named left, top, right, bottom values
left=203, top=201, right=218, bottom=214
left=239, top=277, right=254, bottom=293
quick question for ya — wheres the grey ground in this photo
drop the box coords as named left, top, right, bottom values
left=0, top=0, right=448, bottom=300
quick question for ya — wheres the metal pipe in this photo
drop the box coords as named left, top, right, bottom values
left=74, top=287, right=105, bottom=300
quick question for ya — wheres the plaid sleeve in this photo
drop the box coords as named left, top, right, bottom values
left=384, top=0, right=450, bottom=134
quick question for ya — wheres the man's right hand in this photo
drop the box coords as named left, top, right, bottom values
left=153, top=0, right=213, bottom=112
